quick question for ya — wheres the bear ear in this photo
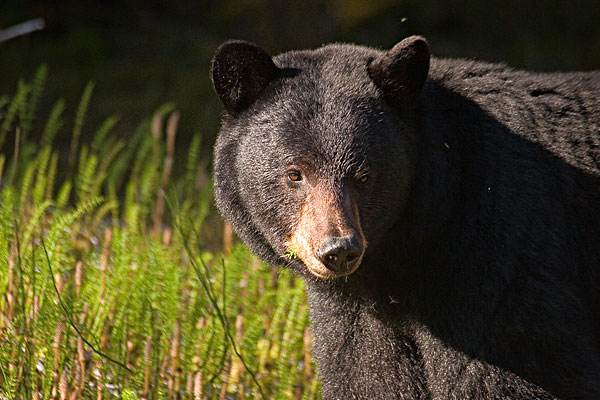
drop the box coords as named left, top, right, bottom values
left=211, top=40, right=280, bottom=114
left=368, top=36, right=430, bottom=106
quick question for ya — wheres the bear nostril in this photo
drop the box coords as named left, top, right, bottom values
left=320, top=250, right=343, bottom=272
left=316, top=236, right=363, bottom=274
left=325, top=254, right=338, bottom=264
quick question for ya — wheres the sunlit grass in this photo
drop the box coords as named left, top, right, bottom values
left=0, top=67, right=320, bottom=399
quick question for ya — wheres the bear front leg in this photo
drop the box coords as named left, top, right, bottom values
left=307, top=288, right=430, bottom=399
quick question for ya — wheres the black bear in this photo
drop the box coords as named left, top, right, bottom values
left=211, top=36, right=600, bottom=399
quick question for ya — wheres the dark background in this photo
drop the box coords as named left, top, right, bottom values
left=2, top=0, right=599, bottom=159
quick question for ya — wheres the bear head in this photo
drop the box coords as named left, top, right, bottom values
left=212, top=36, right=430, bottom=280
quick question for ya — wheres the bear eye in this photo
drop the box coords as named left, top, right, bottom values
left=287, top=170, right=303, bottom=182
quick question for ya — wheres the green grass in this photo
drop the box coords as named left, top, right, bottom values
left=0, top=67, right=320, bottom=399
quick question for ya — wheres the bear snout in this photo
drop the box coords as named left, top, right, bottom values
left=286, top=186, right=367, bottom=279
left=316, top=235, right=364, bottom=275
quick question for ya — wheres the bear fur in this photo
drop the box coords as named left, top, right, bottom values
left=211, top=37, right=600, bottom=399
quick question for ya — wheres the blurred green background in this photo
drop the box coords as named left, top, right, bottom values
left=2, top=0, right=600, bottom=158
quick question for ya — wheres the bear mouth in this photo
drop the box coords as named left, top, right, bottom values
left=304, top=253, right=365, bottom=279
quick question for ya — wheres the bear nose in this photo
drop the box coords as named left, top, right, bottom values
left=316, top=235, right=363, bottom=274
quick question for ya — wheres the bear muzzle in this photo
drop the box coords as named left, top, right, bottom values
left=316, top=235, right=363, bottom=275
left=286, top=186, right=367, bottom=279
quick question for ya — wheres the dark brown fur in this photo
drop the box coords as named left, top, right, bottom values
left=212, top=37, right=600, bottom=399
